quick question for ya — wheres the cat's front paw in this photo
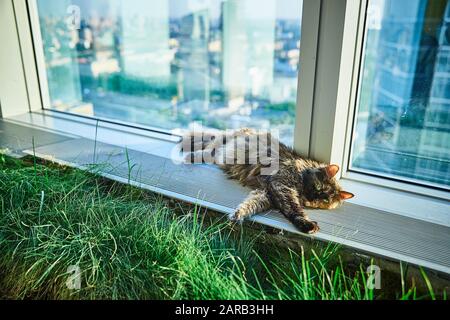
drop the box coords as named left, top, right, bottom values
left=292, top=217, right=320, bottom=234
left=304, top=220, right=320, bottom=234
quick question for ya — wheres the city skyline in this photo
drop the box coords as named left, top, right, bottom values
left=35, top=0, right=449, bottom=187
left=37, top=0, right=303, bottom=145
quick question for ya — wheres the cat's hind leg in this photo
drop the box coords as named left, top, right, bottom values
left=230, top=189, right=271, bottom=223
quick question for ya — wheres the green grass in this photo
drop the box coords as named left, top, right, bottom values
left=0, top=154, right=443, bottom=300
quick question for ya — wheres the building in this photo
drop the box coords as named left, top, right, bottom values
left=360, top=0, right=449, bottom=185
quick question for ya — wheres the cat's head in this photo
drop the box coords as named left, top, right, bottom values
left=301, top=165, right=354, bottom=209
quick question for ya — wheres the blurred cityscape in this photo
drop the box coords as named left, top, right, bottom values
left=37, top=0, right=302, bottom=145
left=36, top=0, right=449, bottom=187
left=352, top=0, right=449, bottom=187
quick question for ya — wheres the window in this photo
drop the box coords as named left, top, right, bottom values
left=350, top=0, right=450, bottom=189
left=1, top=0, right=448, bottom=229
left=35, top=0, right=303, bottom=145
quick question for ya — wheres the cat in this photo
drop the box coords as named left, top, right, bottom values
left=181, top=128, right=354, bottom=234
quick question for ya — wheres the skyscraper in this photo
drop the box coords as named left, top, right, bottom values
left=120, top=0, right=171, bottom=79
left=361, top=0, right=449, bottom=184
left=221, top=0, right=276, bottom=102
left=177, top=8, right=211, bottom=110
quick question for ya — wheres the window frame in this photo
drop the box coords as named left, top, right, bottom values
left=24, top=0, right=51, bottom=112
left=300, top=0, right=449, bottom=224
left=1, top=0, right=449, bottom=226
left=0, top=0, right=35, bottom=117
left=298, top=0, right=449, bottom=195
left=341, top=0, right=450, bottom=194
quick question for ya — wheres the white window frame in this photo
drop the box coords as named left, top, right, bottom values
left=0, top=0, right=36, bottom=117
left=1, top=0, right=449, bottom=226
left=301, top=0, right=449, bottom=225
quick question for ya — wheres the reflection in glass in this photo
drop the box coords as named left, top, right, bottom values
left=36, top=0, right=303, bottom=145
left=352, top=0, right=450, bottom=187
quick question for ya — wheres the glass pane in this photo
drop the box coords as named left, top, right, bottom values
left=351, top=0, right=450, bottom=188
left=35, top=0, right=302, bottom=145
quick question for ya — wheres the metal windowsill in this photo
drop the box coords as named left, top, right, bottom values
left=1, top=113, right=449, bottom=276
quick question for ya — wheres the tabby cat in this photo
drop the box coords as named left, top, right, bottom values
left=181, top=128, right=354, bottom=234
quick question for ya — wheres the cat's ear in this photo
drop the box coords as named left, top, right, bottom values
left=325, top=164, right=340, bottom=178
left=339, top=191, right=354, bottom=200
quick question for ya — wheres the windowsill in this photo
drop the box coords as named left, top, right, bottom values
left=9, top=109, right=450, bottom=227
left=2, top=111, right=450, bottom=275
left=8, top=110, right=180, bottom=158
left=340, top=179, right=450, bottom=227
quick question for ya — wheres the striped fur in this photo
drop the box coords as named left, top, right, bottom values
left=181, top=128, right=354, bottom=234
